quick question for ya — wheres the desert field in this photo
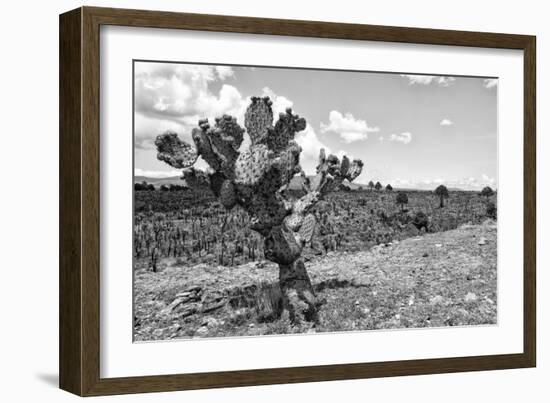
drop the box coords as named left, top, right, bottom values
left=133, top=185, right=497, bottom=340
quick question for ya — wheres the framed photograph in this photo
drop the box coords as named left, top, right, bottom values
left=59, top=6, right=536, bottom=396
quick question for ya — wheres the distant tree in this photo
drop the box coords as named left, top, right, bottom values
left=374, top=181, right=382, bottom=191
left=385, top=184, right=393, bottom=192
left=160, top=184, right=169, bottom=191
left=486, top=201, right=497, bottom=219
left=134, top=181, right=150, bottom=191
left=169, top=184, right=186, bottom=191
left=339, top=183, right=351, bottom=192
left=396, top=191, right=408, bottom=212
left=480, top=186, right=494, bottom=200
left=147, top=184, right=155, bottom=191
left=434, top=184, right=449, bottom=208
left=357, top=186, right=363, bottom=191
left=368, top=181, right=375, bottom=191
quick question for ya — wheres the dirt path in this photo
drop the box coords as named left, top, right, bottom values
left=134, top=220, right=497, bottom=340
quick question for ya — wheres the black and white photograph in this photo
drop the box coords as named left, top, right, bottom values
left=132, top=61, right=498, bottom=341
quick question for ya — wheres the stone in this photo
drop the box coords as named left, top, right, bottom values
left=478, top=237, right=487, bottom=245
left=430, top=295, right=444, bottom=305
left=465, top=292, right=478, bottom=302
left=159, top=297, right=184, bottom=316
left=194, top=326, right=208, bottom=336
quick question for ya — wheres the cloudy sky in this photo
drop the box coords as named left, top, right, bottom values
left=134, top=61, right=498, bottom=190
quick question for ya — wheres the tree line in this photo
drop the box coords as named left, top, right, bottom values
left=134, top=181, right=188, bottom=192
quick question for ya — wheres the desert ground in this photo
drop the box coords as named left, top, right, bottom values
left=133, top=186, right=497, bottom=341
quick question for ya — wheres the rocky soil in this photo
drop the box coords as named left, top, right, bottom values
left=134, top=220, right=497, bottom=341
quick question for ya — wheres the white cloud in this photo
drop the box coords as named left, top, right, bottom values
left=320, top=110, right=379, bottom=143
left=134, top=114, right=187, bottom=149
left=389, top=132, right=412, bottom=144
left=437, top=77, right=456, bottom=86
left=135, top=63, right=245, bottom=127
left=483, top=78, right=498, bottom=89
left=400, top=74, right=456, bottom=87
left=134, top=67, right=333, bottom=177
left=379, top=136, right=384, bottom=142
left=440, top=118, right=453, bottom=126
left=215, top=66, right=234, bottom=80
left=134, top=168, right=182, bottom=178
left=335, top=150, right=353, bottom=160
left=261, top=87, right=293, bottom=116
left=295, top=124, right=331, bottom=175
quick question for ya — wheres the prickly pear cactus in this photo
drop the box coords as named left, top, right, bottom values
left=154, top=95, right=364, bottom=323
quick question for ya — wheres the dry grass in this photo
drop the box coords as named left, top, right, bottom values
left=134, top=220, right=497, bottom=341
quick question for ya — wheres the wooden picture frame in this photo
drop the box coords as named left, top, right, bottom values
left=59, top=6, right=536, bottom=396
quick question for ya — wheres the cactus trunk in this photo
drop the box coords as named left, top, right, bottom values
left=262, top=224, right=319, bottom=322
left=279, top=259, right=318, bottom=323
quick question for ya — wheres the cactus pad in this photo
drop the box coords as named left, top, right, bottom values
left=234, top=144, right=271, bottom=186
left=155, top=131, right=198, bottom=168
left=219, top=180, right=236, bottom=209
left=298, top=214, right=316, bottom=244
left=274, top=141, right=302, bottom=187
left=345, top=159, right=364, bottom=181
left=191, top=127, right=220, bottom=171
left=215, top=114, right=244, bottom=151
left=268, top=108, right=307, bottom=152
left=340, top=155, right=350, bottom=177
left=245, top=96, right=273, bottom=145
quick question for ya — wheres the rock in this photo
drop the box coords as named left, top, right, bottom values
left=202, top=317, right=220, bottom=328
left=177, top=305, right=199, bottom=318
left=159, top=297, right=184, bottom=316
left=478, top=237, right=487, bottom=245
left=194, top=326, right=208, bottom=336
left=435, top=243, right=443, bottom=248
left=202, top=300, right=226, bottom=313
left=430, top=295, right=444, bottom=305
left=363, top=307, right=371, bottom=314
left=152, top=329, right=164, bottom=338
left=422, top=252, right=429, bottom=257
left=186, top=285, right=202, bottom=293
left=465, top=292, right=477, bottom=302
